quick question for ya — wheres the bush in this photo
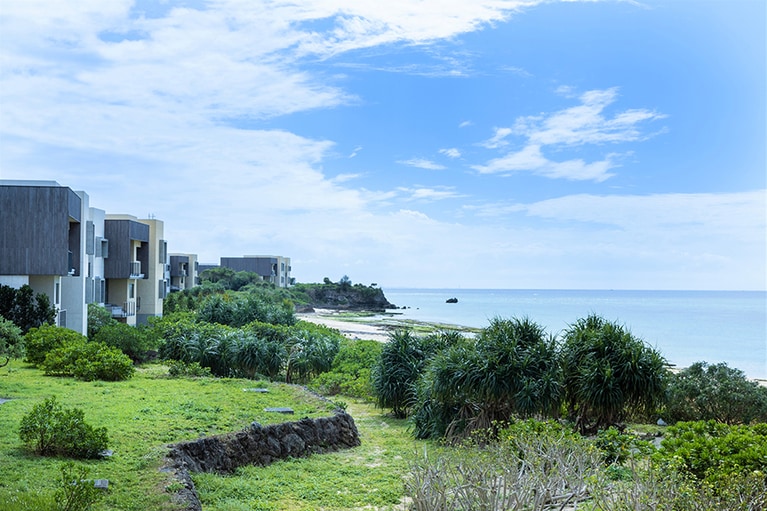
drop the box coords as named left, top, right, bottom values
left=24, top=325, right=87, bottom=366
left=405, top=419, right=600, bottom=510
left=166, top=360, right=212, bottom=378
left=653, top=420, right=767, bottom=482
left=665, top=361, right=767, bottom=425
left=43, top=342, right=135, bottom=381
left=54, top=462, right=103, bottom=511
left=310, top=339, right=383, bottom=398
left=18, top=396, right=109, bottom=459
left=93, top=322, right=156, bottom=363
left=594, top=426, right=653, bottom=466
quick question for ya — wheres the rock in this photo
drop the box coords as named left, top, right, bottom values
left=446, top=297, right=458, bottom=303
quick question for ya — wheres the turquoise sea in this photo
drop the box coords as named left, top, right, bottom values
left=382, top=289, right=767, bottom=380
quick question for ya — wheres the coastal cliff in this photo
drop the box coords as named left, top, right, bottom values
left=293, top=280, right=395, bottom=312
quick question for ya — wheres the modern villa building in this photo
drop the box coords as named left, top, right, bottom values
left=0, top=181, right=176, bottom=333
left=219, top=255, right=293, bottom=288
left=1, top=179, right=291, bottom=334
left=169, top=253, right=199, bottom=292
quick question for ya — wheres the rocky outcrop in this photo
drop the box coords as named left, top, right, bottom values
left=163, top=411, right=361, bottom=510
left=303, top=285, right=395, bottom=311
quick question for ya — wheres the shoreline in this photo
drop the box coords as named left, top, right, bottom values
left=296, top=308, right=480, bottom=343
left=297, top=308, right=767, bottom=388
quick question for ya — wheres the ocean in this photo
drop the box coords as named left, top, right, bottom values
left=381, top=289, right=767, bottom=380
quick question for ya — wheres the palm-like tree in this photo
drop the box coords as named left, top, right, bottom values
left=415, top=317, right=562, bottom=440
left=371, top=329, right=425, bottom=419
left=561, top=314, right=667, bottom=434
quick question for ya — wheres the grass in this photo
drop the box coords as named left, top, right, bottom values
left=0, top=359, right=339, bottom=510
left=192, top=399, right=426, bottom=511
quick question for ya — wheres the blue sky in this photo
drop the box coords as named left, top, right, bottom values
left=1, top=0, right=765, bottom=290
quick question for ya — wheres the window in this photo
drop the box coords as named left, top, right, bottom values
left=129, top=283, right=135, bottom=299
left=54, top=283, right=60, bottom=305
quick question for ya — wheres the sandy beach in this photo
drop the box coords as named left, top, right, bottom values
left=296, top=309, right=392, bottom=342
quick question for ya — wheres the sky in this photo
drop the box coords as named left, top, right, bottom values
left=0, top=0, right=765, bottom=290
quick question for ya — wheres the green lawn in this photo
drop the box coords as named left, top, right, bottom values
left=193, top=399, right=423, bottom=511
left=1, top=359, right=390, bottom=510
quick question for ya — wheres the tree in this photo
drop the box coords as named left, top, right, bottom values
left=372, top=329, right=428, bottom=418
left=413, top=318, right=561, bottom=440
left=665, top=362, right=767, bottom=425
left=561, top=314, right=667, bottom=434
left=87, top=303, right=117, bottom=340
left=94, top=322, right=156, bottom=363
left=0, top=316, right=23, bottom=367
left=0, top=284, right=56, bottom=333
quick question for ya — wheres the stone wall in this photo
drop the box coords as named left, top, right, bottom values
left=163, top=411, right=360, bottom=510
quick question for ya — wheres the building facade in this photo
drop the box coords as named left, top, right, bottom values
left=0, top=181, right=109, bottom=335
left=219, top=255, right=292, bottom=288
left=169, top=253, right=199, bottom=292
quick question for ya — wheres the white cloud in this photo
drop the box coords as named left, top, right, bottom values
left=459, top=120, right=473, bottom=128
left=397, top=186, right=462, bottom=201
left=520, top=88, right=666, bottom=146
left=439, top=147, right=462, bottom=158
left=473, top=88, right=664, bottom=181
left=398, top=158, right=447, bottom=170
left=472, top=144, right=617, bottom=181
left=480, top=127, right=513, bottom=148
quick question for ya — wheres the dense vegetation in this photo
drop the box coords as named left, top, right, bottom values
left=1, top=278, right=766, bottom=510
left=0, top=284, right=56, bottom=334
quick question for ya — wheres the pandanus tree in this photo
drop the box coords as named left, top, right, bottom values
left=372, top=329, right=459, bottom=419
left=413, top=317, right=562, bottom=441
left=561, top=314, right=667, bottom=434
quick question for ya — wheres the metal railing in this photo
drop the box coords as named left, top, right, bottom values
left=130, top=261, right=143, bottom=278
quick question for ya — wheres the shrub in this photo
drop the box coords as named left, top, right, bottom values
left=231, top=333, right=285, bottom=380
left=166, top=360, right=212, bottom=378
left=93, top=321, right=156, bottom=363
left=43, top=342, right=135, bottom=381
left=405, top=420, right=600, bottom=510
left=18, top=396, right=109, bottom=459
left=24, top=325, right=87, bottom=366
left=653, top=420, right=767, bottom=482
left=285, top=327, right=341, bottom=384
left=561, top=314, right=667, bottom=434
left=54, top=462, right=103, bottom=511
left=665, top=361, right=767, bottom=424
left=310, top=339, right=383, bottom=398
left=594, top=426, right=653, bottom=466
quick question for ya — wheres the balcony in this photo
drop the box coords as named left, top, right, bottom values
left=130, top=261, right=144, bottom=278
left=107, top=302, right=136, bottom=318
